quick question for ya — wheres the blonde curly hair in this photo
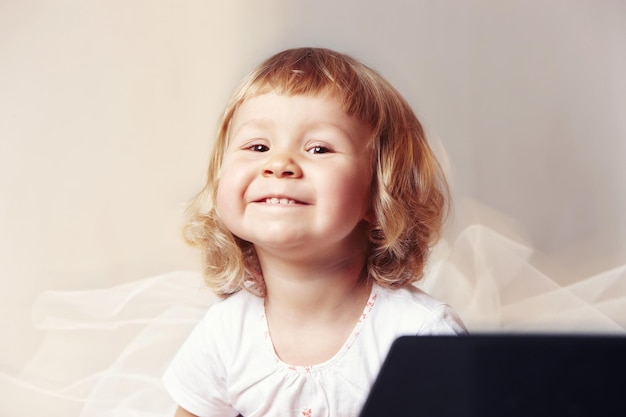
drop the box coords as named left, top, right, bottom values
left=184, top=47, right=450, bottom=297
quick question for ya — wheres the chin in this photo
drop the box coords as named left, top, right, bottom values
left=254, top=236, right=308, bottom=250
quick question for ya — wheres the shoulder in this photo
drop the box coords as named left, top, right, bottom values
left=206, top=288, right=262, bottom=319
left=372, top=284, right=467, bottom=335
left=163, top=289, right=266, bottom=416
left=198, top=289, right=264, bottom=336
left=179, top=289, right=264, bottom=359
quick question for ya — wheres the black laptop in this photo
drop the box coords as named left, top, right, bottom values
left=359, top=334, right=626, bottom=417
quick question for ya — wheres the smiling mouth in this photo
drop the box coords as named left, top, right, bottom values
left=265, top=197, right=297, bottom=205
left=255, top=197, right=308, bottom=205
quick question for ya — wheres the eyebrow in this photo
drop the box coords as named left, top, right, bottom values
left=230, top=118, right=357, bottom=142
left=232, top=118, right=273, bottom=131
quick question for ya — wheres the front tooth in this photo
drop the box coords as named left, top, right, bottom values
left=279, top=198, right=289, bottom=205
left=269, top=197, right=279, bottom=204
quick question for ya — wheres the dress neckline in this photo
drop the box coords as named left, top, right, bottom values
left=259, top=284, right=380, bottom=373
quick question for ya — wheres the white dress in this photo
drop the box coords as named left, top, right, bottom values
left=163, top=284, right=465, bottom=417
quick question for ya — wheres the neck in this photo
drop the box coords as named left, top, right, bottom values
left=257, top=245, right=371, bottom=324
left=255, top=240, right=373, bottom=366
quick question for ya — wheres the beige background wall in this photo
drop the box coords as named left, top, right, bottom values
left=2, top=0, right=625, bottom=375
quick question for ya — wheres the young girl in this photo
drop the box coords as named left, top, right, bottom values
left=164, top=47, right=466, bottom=417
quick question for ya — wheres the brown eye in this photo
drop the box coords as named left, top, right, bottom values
left=308, top=145, right=331, bottom=154
left=249, top=144, right=269, bottom=152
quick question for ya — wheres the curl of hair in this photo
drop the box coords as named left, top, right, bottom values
left=183, top=47, right=450, bottom=298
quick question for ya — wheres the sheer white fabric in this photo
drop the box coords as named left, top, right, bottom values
left=3, top=272, right=217, bottom=417
left=3, top=225, right=625, bottom=417
left=422, top=225, right=626, bottom=333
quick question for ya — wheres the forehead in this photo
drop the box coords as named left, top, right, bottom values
left=229, top=92, right=371, bottom=140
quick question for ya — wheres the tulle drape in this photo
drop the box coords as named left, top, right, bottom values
left=3, top=272, right=216, bottom=417
left=423, top=225, right=626, bottom=333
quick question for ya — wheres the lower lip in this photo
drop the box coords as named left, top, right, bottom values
left=253, top=201, right=308, bottom=207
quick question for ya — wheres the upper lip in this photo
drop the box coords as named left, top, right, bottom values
left=252, top=194, right=310, bottom=205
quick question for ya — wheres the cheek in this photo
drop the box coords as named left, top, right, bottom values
left=216, top=180, right=241, bottom=216
left=215, top=166, right=238, bottom=215
left=215, top=162, right=254, bottom=217
left=329, top=169, right=372, bottom=219
left=215, top=178, right=242, bottom=238
left=215, top=181, right=228, bottom=214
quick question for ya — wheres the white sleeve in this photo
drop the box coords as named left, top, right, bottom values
left=163, top=308, right=238, bottom=417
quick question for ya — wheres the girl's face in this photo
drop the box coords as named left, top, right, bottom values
left=216, top=92, right=373, bottom=261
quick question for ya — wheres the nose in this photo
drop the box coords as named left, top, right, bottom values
left=262, top=153, right=303, bottom=178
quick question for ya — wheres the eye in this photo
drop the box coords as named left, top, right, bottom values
left=307, top=145, right=332, bottom=154
left=247, top=144, right=269, bottom=152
